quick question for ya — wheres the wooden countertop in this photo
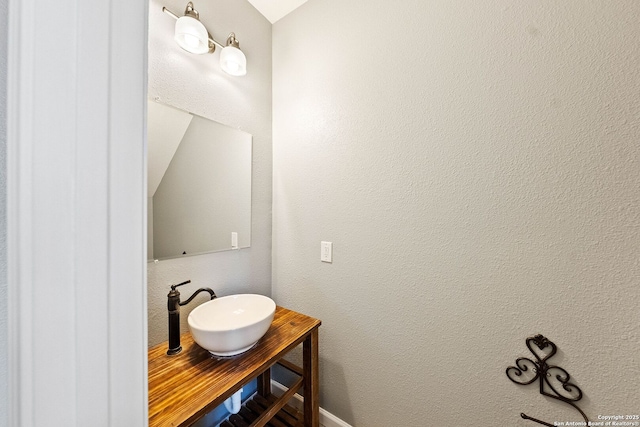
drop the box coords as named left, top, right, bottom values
left=148, top=306, right=321, bottom=427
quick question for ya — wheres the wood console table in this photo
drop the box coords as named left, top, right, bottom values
left=148, top=306, right=321, bottom=427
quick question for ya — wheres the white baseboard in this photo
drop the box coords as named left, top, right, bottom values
left=270, top=380, right=352, bottom=427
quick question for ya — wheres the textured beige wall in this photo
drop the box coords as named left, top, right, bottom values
left=147, top=0, right=272, bottom=346
left=273, top=1, right=640, bottom=425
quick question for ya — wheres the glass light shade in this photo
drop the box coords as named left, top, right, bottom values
left=174, top=16, right=209, bottom=54
left=220, top=46, right=247, bottom=76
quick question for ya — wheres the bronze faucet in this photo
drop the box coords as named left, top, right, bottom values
left=167, top=280, right=216, bottom=355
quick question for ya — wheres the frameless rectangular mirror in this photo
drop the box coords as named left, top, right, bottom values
left=147, top=99, right=252, bottom=260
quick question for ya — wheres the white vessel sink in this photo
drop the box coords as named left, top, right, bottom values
left=188, top=294, right=276, bottom=357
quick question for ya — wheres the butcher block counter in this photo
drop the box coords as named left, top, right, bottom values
left=148, top=306, right=321, bottom=427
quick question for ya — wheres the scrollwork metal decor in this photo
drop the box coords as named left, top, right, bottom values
left=506, top=335, right=589, bottom=427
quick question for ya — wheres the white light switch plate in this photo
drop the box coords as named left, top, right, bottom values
left=321, top=241, right=332, bottom=263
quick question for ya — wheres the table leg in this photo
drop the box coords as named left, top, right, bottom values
left=303, top=328, right=319, bottom=427
left=257, top=367, right=271, bottom=397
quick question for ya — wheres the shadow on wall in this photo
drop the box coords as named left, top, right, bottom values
left=319, top=357, right=354, bottom=425
left=272, top=353, right=355, bottom=426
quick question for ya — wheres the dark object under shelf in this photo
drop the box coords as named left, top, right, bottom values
left=220, top=394, right=303, bottom=427
left=506, top=334, right=589, bottom=427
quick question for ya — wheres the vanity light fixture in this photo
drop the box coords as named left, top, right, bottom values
left=162, top=2, right=247, bottom=76
left=173, top=2, right=213, bottom=54
left=220, top=33, right=247, bottom=76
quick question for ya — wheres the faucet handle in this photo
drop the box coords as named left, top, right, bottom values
left=170, top=280, right=191, bottom=291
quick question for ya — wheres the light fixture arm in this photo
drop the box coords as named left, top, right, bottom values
left=162, top=6, right=226, bottom=50
left=183, top=2, right=199, bottom=20
left=226, top=33, right=240, bottom=49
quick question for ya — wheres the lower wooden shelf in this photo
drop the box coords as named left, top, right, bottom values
left=220, top=394, right=303, bottom=427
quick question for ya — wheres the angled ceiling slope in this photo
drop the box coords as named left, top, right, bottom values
left=247, top=0, right=309, bottom=23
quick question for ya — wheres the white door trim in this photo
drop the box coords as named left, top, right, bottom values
left=6, top=0, right=148, bottom=424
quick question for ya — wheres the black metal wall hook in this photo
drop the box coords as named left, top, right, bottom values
left=506, top=334, right=589, bottom=426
